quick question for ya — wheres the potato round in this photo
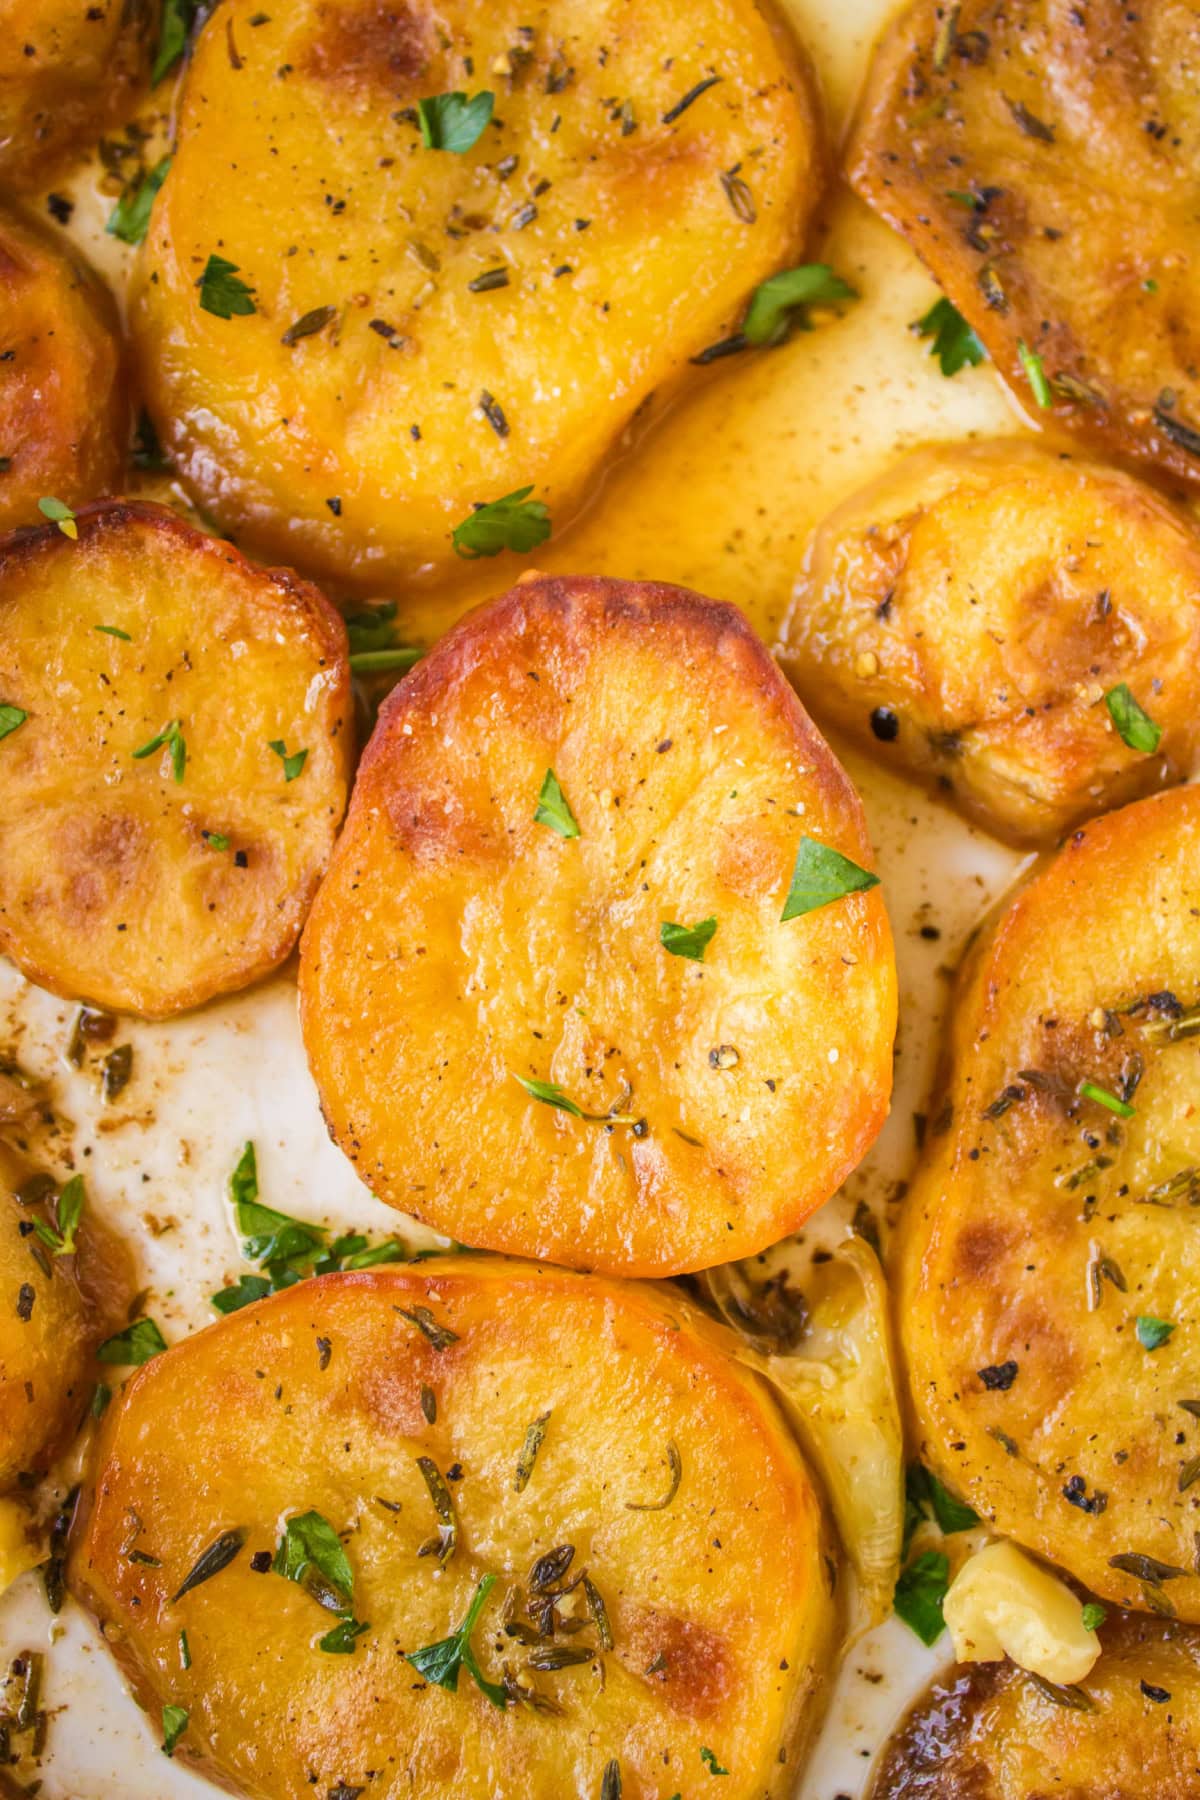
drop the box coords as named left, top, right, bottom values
left=0, top=205, right=126, bottom=532
left=300, top=574, right=896, bottom=1276
left=780, top=440, right=1200, bottom=845
left=869, top=1608, right=1200, bottom=1799
left=131, top=0, right=823, bottom=590
left=899, top=785, right=1200, bottom=1619
left=0, top=500, right=351, bottom=1018
left=70, top=1260, right=835, bottom=1799
left=847, top=0, right=1200, bottom=485
left=0, top=0, right=152, bottom=187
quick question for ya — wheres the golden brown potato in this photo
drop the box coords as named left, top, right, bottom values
left=0, top=0, right=153, bottom=188
left=870, top=1609, right=1200, bottom=1798
left=132, top=0, right=823, bottom=591
left=780, top=440, right=1200, bottom=845
left=0, top=205, right=126, bottom=531
left=898, top=785, right=1200, bottom=1620
left=300, top=574, right=896, bottom=1277
left=71, top=1260, right=835, bottom=1799
left=0, top=500, right=351, bottom=1018
left=847, top=0, right=1200, bottom=486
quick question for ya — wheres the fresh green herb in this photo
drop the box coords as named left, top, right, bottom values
left=132, top=718, right=186, bottom=783
left=1078, top=1080, right=1135, bottom=1119
left=1105, top=683, right=1162, bottom=755
left=268, top=739, right=307, bottom=782
left=1018, top=339, right=1053, bottom=408
left=203, top=830, right=230, bottom=852
left=97, top=1318, right=167, bottom=1366
left=161, top=1704, right=188, bottom=1758
left=349, top=647, right=422, bottom=675
left=512, top=1073, right=636, bottom=1124
left=625, top=1440, right=682, bottom=1512
left=452, top=486, right=551, bottom=558
left=396, top=1305, right=459, bottom=1351
left=914, top=297, right=986, bottom=377
left=514, top=1410, right=551, bottom=1493
left=781, top=837, right=880, bottom=922
left=94, top=624, right=132, bottom=641
left=1136, top=1315, right=1175, bottom=1351
left=905, top=1464, right=979, bottom=1540
left=210, top=1274, right=272, bottom=1314
left=38, top=496, right=77, bottom=539
left=107, top=157, right=171, bottom=246
left=700, top=1748, right=729, bottom=1776
left=417, top=90, right=495, bottom=154
left=416, top=1456, right=458, bottom=1564
left=274, top=1510, right=353, bottom=1610
left=406, top=1573, right=507, bottom=1709
left=31, top=1175, right=84, bottom=1256
left=90, top=1382, right=112, bottom=1419
left=534, top=768, right=580, bottom=838
left=1081, top=1602, right=1107, bottom=1632
left=197, top=255, right=256, bottom=320
left=660, top=917, right=717, bottom=962
left=319, top=1615, right=370, bottom=1653
left=280, top=306, right=337, bottom=347
left=152, top=0, right=195, bottom=82
left=132, top=408, right=168, bottom=471
left=179, top=1630, right=191, bottom=1670
left=344, top=601, right=400, bottom=656
left=894, top=1550, right=949, bottom=1645
left=600, top=1761, right=622, bottom=1800
left=0, top=703, right=26, bottom=740
left=742, top=264, right=856, bottom=347
left=172, top=1528, right=246, bottom=1601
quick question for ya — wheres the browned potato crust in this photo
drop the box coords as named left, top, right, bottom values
left=70, top=1261, right=835, bottom=1799
left=780, top=440, right=1200, bottom=845
left=0, top=500, right=352, bottom=1018
left=0, top=206, right=125, bottom=531
left=870, top=1609, right=1200, bottom=1798
left=300, top=574, right=896, bottom=1276
left=0, top=0, right=153, bottom=188
left=898, top=786, right=1200, bottom=1619
left=846, top=0, right=1200, bottom=485
left=132, top=0, right=823, bottom=590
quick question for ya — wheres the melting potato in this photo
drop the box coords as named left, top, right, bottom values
left=132, top=0, right=823, bottom=590
left=0, top=0, right=152, bottom=187
left=870, top=1608, right=1200, bottom=1799
left=848, top=0, right=1200, bottom=485
left=0, top=500, right=351, bottom=1018
left=781, top=440, right=1200, bottom=845
left=300, top=574, right=896, bottom=1276
left=0, top=206, right=126, bottom=533
left=899, top=786, right=1200, bottom=1620
left=71, top=1260, right=835, bottom=1799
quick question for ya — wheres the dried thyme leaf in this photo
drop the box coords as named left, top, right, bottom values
left=625, top=1440, right=682, bottom=1512
left=396, top=1305, right=459, bottom=1352
left=416, top=1456, right=458, bottom=1564
left=172, top=1528, right=246, bottom=1601
left=514, top=1410, right=551, bottom=1492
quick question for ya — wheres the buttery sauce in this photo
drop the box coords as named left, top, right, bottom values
left=0, top=0, right=1042, bottom=1790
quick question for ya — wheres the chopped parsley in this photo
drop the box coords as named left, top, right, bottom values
left=319, top=1615, right=370, bottom=1654
left=417, top=90, right=495, bottom=154
left=699, top=1747, right=729, bottom=1776
left=161, top=1704, right=188, bottom=1758
left=38, top=496, right=76, bottom=539
left=107, top=157, right=171, bottom=246
left=914, top=297, right=986, bottom=377
left=904, top=1463, right=979, bottom=1550
left=197, top=255, right=257, bottom=320
left=268, top=739, right=308, bottom=782
left=894, top=1549, right=949, bottom=1645
left=406, top=1572, right=507, bottom=1709
left=0, top=704, right=27, bottom=741
left=533, top=768, right=580, bottom=838
left=1136, top=1315, right=1175, bottom=1351
left=274, top=1509, right=353, bottom=1610
left=94, top=625, right=132, bottom=641
left=513, top=1073, right=635, bottom=1125
left=781, top=837, right=880, bottom=922
left=31, top=1175, right=84, bottom=1256
left=1078, top=1079, right=1135, bottom=1119
left=743, top=263, right=856, bottom=346
left=152, top=0, right=196, bottom=83
left=659, top=917, right=718, bottom=962
left=133, top=718, right=186, bottom=783
left=203, top=830, right=230, bottom=852
left=1081, top=1602, right=1106, bottom=1632
left=1018, top=339, right=1053, bottom=408
left=97, top=1318, right=167, bottom=1366
left=452, top=486, right=550, bottom=558
left=1105, top=683, right=1162, bottom=755
left=350, top=647, right=422, bottom=675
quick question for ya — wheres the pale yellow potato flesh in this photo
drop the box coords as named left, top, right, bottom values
left=300, top=573, right=897, bottom=1276
left=898, top=785, right=1200, bottom=1619
left=781, top=440, right=1200, bottom=845
left=0, top=0, right=152, bottom=187
left=132, top=0, right=823, bottom=591
left=0, top=500, right=352, bottom=1018
left=71, top=1261, right=835, bottom=1800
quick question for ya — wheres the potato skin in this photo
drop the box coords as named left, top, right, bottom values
left=300, top=573, right=896, bottom=1276
left=70, top=1261, right=835, bottom=1800
left=898, top=786, right=1200, bottom=1619
left=847, top=0, right=1200, bottom=485
left=0, top=0, right=152, bottom=187
left=780, top=440, right=1200, bottom=845
left=132, top=0, right=823, bottom=590
left=0, top=500, right=352, bottom=1018
left=870, top=1608, right=1200, bottom=1799
left=0, top=206, right=126, bottom=531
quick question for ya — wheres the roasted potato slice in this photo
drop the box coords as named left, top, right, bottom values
left=780, top=440, right=1200, bottom=845
left=132, top=0, right=823, bottom=590
left=300, top=574, right=896, bottom=1276
left=70, top=1260, right=835, bottom=1799
left=0, top=206, right=125, bottom=532
left=847, top=0, right=1200, bottom=485
left=0, top=500, right=351, bottom=1018
left=898, top=785, right=1200, bottom=1620
left=0, top=0, right=153, bottom=188
left=870, top=1608, right=1200, bottom=1798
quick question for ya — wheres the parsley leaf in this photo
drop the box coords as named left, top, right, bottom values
left=95, top=625, right=132, bottom=641
left=1105, top=683, right=1162, bottom=755
left=0, top=704, right=27, bottom=741
left=894, top=1549, right=949, bottom=1645
left=197, top=255, right=256, bottom=319
left=533, top=767, right=580, bottom=838
left=905, top=1463, right=979, bottom=1538
left=743, top=263, right=856, bottom=346
left=914, top=297, right=986, bottom=377
left=700, top=1747, right=729, bottom=1776
left=38, top=496, right=77, bottom=539
left=132, top=410, right=168, bottom=472
left=781, top=837, right=880, bottom=922
left=97, top=1318, right=167, bottom=1366
left=406, top=1573, right=507, bottom=1709
left=132, top=718, right=186, bottom=783
left=268, top=739, right=308, bottom=782
left=152, top=0, right=196, bottom=83
left=1018, top=338, right=1053, bottom=407
left=319, top=1615, right=370, bottom=1653
left=345, top=601, right=400, bottom=656
left=1078, top=1079, right=1135, bottom=1119
left=1136, top=1314, right=1175, bottom=1351
left=274, top=1510, right=353, bottom=1608
left=230, top=1143, right=326, bottom=1264
left=1081, top=1601, right=1107, bottom=1632
left=452, top=485, right=551, bottom=558
left=659, top=917, right=718, bottom=962
left=417, top=90, right=495, bottom=154
left=161, top=1704, right=188, bottom=1758
left=513, top=1073, right=636, bottom=1125
left=107, top=156, right=171, bottom=246
left=31, top=1175, right=84, bottom=1257
left=210, top=1273, right=273, bottom=1315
